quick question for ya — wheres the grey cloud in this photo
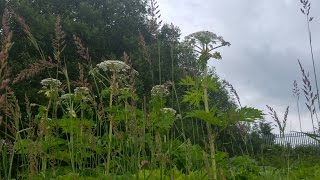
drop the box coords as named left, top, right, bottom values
left=159, top=0, right=320, bottom=132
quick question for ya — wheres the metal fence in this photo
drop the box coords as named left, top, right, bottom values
left=264, top=131, right=320, bottom=147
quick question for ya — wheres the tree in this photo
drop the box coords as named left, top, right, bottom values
left=0, top=0, right=154, bottom=105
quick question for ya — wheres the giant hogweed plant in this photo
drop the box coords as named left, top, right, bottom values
left=91, top=59, right=139, bottom=176
left=148, top=83, right=180, bottom=171
left=181, top=31, right=263, bottom=180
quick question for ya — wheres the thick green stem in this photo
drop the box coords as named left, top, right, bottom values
left=63, top=65, right=76, bottom=172
left=106, top=74, right=115, bottom=176
left=106, top=118, right=113, bottom=176
left=41, top=96, right=52, bottom=172
left=203, top=66, right=217, bottom=180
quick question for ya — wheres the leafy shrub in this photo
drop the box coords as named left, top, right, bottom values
left=228, top=156, right=261, bottom=179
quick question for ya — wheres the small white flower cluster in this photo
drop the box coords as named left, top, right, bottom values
left=97, top=60, right=130, bottom=73
left=151, top=85, right=169, bottom=97
left=40, top=78, right=62, bottom=88
left=161, top=108, right=176, bottom=115
left=176, top=114, right=182, bottom=119
left=74, top=87, right=91, bottom=101
left=131, top=69, right=139, bottom=76
left=60, top=93, right=74, bottom=100
left=74, top=87, right=89, bottom=95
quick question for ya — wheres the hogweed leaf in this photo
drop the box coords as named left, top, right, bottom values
left=182, top=89, right=203, bottom=108
left=180, top=76, right=196, bottom=86
left=238, top=106, right=264, bottom=122
left=206, top=76, right=219, bottom=91
left=186, top=109, right=226, bottom=126
left=212, top=52, right=222, bottom=59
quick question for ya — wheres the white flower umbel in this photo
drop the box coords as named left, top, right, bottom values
left=74, top=87, right=91, bottom=101
left=176, top=114, right=182, bottom=119
left=151, top=85, right=169, bottom=97
left=60, top=93, right=74, bottom=101
left=74, top=87, right=89, bottom=95
left=161, top=108, right=177, bottom=115
left=97, top=60, right=130, bottom=73
left=40, top=78, right=62, bottom=88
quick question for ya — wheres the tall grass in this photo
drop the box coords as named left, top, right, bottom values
left=300, top=0, right=320, bottom=114
left=292, top=80, right=302, bottom=132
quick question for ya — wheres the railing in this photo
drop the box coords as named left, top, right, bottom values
left=263, top=131, right=320, bottom=147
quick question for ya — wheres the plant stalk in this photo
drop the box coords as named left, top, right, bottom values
left=203, top=66, right=217, bottom=180
left=306, top=15, right=320, bottom=127
left=106, top=73, right=116, bottom=176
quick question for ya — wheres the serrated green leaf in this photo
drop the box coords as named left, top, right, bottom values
left=179, top=76, right=196, bottom=86
left=182, top=89, right=203, bottom=108
left=212, top=52, right=222, bottom=59
left=186, top=110, right=226, bottom=126
left=206, top=76, right=218, bottom=91
left=238, top=106, right=264, bottom=122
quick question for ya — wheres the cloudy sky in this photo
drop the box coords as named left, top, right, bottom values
left=158, top=0, right=320, bottom=133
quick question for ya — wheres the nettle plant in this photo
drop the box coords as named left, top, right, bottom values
left=180, top=31, right=263, bottom=180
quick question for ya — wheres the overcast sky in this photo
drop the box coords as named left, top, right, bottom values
left=158, top=0, right=320, bottom=133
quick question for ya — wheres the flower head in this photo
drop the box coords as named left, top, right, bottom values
left=97, top=60, right=130, bottom=73
left=74, top=87, right=90, bottom=95
left=40, top=78, right=62, bottom=88
left=161, top=108, right=176, bottom=115
left=151, top=85, right=169, bottom=97
left=74, top=87, right=91, bottom=101
left=60, top=93, right=74, bottom=100
left=39, top=78, right=62, bottom=98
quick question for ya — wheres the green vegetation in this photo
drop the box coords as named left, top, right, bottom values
left=0, top=0, right=320, bottom=179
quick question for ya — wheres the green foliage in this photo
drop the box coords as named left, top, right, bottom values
left=179, top=76, right=197, bottom=86
left=259, top=144, right=320, bottom=170
left=169, top=140, right=204, bottom=171
left=256, top=167, right=284, bottom=180
left=238, top=107, right=264, bottom=122
left=52, top=118, right=95, bottom=135
left=134, top=167, right=208, bottom=180
left=182, top=89, right=203, bottom=108
left=185, top=104, right=262, bottom=127
left=180, top=75, right=217, bottom=108
left=228, top=156, right=261, bottom=179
